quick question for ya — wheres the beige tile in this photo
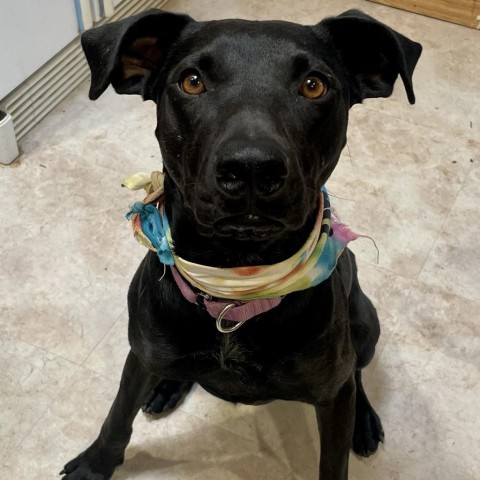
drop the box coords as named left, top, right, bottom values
left=1, top=1, right=479, bottom=480
left=403, top=282, right=480, bottom=367
left=1, top=367, right=300, bottom=480
left=180, top=386, right=320, bottom=476
left=359, top=11, right=480, bottom=139
left=0, top=138, right=151, bottom=362
left=419, top=163, right=480, bottom=302
left=164, top=0, right=380, bottom=24
left=354, top=260, right=413, bottom=316
left=349, top=283, right=480, bottom=479
left=328, top=107, right=476, bottom=278
left=84, top=311, right=131, bottom=383
left=123, top=409, right=304, bottom=480
left=1, top=367, right=119, bottom=479
left=0, top=337, right=78, bottom=464
left=20, top=83, right=159, bottom=158
left=0, top=282, right=125, bottom=366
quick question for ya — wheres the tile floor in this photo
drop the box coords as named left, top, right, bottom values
left=1, top=0, right=479, bottom=479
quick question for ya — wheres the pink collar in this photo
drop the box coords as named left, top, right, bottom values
left=170, top=266, right=282, bottom=333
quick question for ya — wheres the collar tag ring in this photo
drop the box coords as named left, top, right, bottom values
left=216, top=303, right=246, bottom=333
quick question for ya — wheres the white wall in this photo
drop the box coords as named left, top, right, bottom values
left=0, top=0, right=79, bottom=100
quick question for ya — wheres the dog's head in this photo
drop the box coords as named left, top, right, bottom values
left=82, top=9, right=421, bottom=261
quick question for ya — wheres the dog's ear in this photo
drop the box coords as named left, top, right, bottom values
left=318, top=9, right=422, bottom=105
left=81, top=9, right=193, bottom=101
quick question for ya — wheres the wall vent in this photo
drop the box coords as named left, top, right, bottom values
left=0, top=0, right=169, bottom=142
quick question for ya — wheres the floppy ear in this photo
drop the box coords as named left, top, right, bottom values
left=81, top=9, right=193, bottom=101
left=319, top=9, right=422, bottom=105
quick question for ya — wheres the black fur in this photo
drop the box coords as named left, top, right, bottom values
left=61, top=9, right=421, bottom=479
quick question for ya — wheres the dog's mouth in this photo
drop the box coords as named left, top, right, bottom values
left=214, top=214, right=284, bottom=241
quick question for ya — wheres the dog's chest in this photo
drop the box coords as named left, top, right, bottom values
left=215, top=334, right=257, bottom=373
left=188, top=334, right=313, bottom=402
left=159, top=330, right=270, bottom=382
left=131, top=269, right=353, bottom=403
left=140, top=320, right=347, bottom=404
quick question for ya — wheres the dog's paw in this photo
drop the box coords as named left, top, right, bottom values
left=60, top=463, right=105, bottom=480
left=142, top=380, right=193, bottom=416
left=60, top=449, right=123, bottom=480
left=352, top=405, right=385, bottom=457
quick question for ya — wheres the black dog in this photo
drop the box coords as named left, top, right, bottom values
left=61, top=9, right=421, bottom=480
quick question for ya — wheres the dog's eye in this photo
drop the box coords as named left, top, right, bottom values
left=299, top=75, right=327, bottom=99
left=180, top=71, right=206, bottom=95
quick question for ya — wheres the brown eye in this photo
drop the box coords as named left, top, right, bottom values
left=300, top=75, right=327, bottom=99
left=180, top=71, right=206, bottom=95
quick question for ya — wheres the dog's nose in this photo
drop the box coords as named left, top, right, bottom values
left=216, top=144, right=288, bottom=198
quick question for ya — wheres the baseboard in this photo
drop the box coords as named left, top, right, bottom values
left=368, top=0, right=480, bottom=29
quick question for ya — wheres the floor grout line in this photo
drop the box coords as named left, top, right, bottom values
left=79, top=307, right=128, bottom=368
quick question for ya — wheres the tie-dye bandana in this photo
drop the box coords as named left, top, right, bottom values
left=124, top=172, right=361, bottom=301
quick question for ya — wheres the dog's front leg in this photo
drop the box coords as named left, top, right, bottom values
left=61, top=350, right=159, bottom=480
left=315, top=373, right=356, bottom=480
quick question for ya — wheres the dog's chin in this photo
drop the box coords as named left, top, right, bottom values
left=208, top=215, right=285, bottom=242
